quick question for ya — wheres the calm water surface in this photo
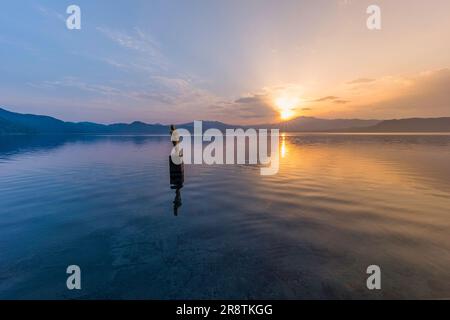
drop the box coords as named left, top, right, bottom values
left=0, top=134, right=449, bottom=299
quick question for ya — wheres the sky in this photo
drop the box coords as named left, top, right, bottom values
left=0, top=0, right=449, bottom=124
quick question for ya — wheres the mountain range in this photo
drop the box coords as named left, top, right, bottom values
left=1, top=107, right=450, bottom=134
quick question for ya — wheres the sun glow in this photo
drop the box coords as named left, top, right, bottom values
left=275, top=95, right=300, bottom=120
left=280, top=109, right=294, bottom=120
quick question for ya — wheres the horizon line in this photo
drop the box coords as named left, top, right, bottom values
left=2, top=106, right=450, bottom=127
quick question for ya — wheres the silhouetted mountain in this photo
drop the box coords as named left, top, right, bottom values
left=106, top=121, right=167, bottom=134
left=0, top=108, right=65, bottom=133
left=265, top=116, right=380, bottom=132
left=177, top=120, right=244, bottom=132
left=1, top=107, right=450, bottom=134
left=0, top=116, right=34, bottom=134
left=0, top=107, right=169, bottom=134
left=0, top=107, right=242, bottom=135
left=345, top=117, right=450, bottom=132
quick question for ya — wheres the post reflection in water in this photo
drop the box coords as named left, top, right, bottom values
left=169, top=124, right=184, bottom=216
left=169, top=155, right=184, bottom=216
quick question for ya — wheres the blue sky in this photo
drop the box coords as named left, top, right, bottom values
left=1, top=0, right=449, bottom=124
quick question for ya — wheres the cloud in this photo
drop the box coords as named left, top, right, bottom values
left=26, top=74, right=224, bottom=124
left=96, top=26, right=168, bottom=71
left=97, top=27, right=158, bottom=53
left=35, top=4, right=65, bottom=22
left=147, top=76, right=218, bottom=107
left=311, top=96, right=349, bottom=104
left=0, top=35, right=36, bottom=53
left=28, top=77, right=123, bottom=97
left=60, top=26, right=223, bottom=122
left=369, top=68, right=450, bottom=117
left=334, top=100, right=349, bottom=104
left=234, top=95, right=266, bottom=104
left=316, top=68, right=450, bottom=119
left=29, top=74, right=216, bottom=106
left=313, top=96, right=339, bottom=102
left=210, top=93, right=277, bottom=123
left=347, top=78, right=376, bottom=85
left=101, top=58, right=128, bottom=69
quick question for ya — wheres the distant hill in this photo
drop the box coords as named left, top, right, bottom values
left=346, top=117, right=450, bottom=132
left=264, top=116, right=380, bottom=132
left=0, top=107, right=241, bottom=135
left=0, top=116, right=34, bottom=134
left=0, top=107, right=168, bottom=134
left=177, top=120, right=244, bottom=132
left=1, top=107, right=450, bottom=134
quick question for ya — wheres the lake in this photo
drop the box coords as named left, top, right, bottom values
left=0, top=134, right=449, bottom=299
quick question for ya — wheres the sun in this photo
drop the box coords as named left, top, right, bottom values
left=280, top=109, right=294, bottom=120
left=275, top=95, right=300, bottom=121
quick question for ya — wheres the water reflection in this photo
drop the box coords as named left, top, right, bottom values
left=281, top=133, right=288, bottom=158
left=172, top=187, right=182, bottom=216
left=0, top=133, right=450, bottom=299
left=169, top=155, right=184, bottom=216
